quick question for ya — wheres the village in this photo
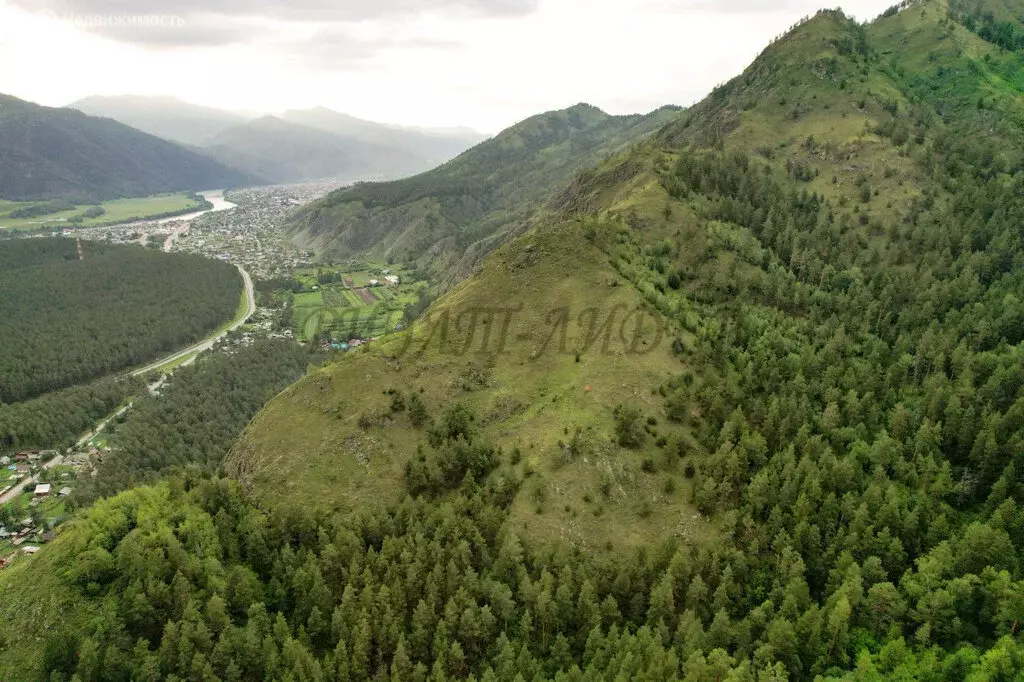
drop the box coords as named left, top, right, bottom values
left=0, top=447, right=99, bottom=565
left=168, top=182, right=339, bottom=280
left=69, top=181, right=340, bottom=280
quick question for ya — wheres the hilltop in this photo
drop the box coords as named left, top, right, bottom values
left=0, top=94, right=252, bottom=202
left=286, top=103, right=682, bottom=286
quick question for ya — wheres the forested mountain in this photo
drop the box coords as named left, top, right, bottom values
left=10, top=0, right=1024, bottom=679
left=0, top=94, right=252, bottom=202
left=281, top=107, right=487, bottom=168
left=68, top=95, right=252, bottom=146
left=0, top=238, right=242, bottom=403
left=222, top=1, right=1024, bottom=677
left=286, top=103, right=683, bottom=286
left=203, top=115, right=430, bottom=185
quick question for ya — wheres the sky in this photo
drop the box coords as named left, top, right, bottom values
left=0, top=0, right=897, bottom=134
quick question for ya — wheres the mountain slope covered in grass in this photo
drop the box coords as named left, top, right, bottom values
left=286, top=103, right=682, bottom=286
left=0, top=94, right=252, bottom=202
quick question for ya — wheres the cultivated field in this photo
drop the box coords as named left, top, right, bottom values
left=288, top=264, right=423, bottom=342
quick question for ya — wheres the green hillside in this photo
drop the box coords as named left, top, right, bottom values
left=287, top=103, right=682, bottom=287
left=220, top=1, right=1024, bottom=677
left=7, top=1, right=1024, bottom=679
left=0, top=94, right=252, bottom=202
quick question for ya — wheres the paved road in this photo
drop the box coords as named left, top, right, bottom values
left=130, top=264, right=255, bottom=377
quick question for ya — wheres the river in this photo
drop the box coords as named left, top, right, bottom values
left=157, top=189, right=236, bottom=224
left=160, top=189, right=236, bottom=252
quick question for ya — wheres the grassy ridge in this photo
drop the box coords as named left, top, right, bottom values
left=227, top=217, right=710, bottom=554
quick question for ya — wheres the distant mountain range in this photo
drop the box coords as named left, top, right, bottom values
left=279, top=107, right=486, bottom=170
left=70, top=95, right=251, bottom=147
left=0, top=94, right=252, bottom=202
left=287, top=103, right=682, bottom=285
left=202, top=115, right=427, bottom=185
left=68, top=96, right=488, bottom=185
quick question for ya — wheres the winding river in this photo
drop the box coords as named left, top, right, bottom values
left=159, top=189, right=236, bottom=252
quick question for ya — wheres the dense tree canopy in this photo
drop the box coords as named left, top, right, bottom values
left=76, top=339, right=310, bottom=501
left=0, top=377, right=138, bottom=452
left=0, top=238, right=242, bottom=403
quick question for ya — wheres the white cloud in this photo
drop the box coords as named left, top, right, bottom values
left=0, top=0, right=898, bottom=133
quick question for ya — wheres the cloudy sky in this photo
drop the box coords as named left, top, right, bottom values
left=0, top=0, right=896, bottom=133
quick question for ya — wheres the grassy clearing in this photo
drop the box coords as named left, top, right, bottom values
left=0, top=193, right=202, bottom=232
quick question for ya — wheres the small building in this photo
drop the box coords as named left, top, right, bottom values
left=59, top=487, right=72, bottom=497
left=0, top=528, right=9, bottom=539
left=14, top=464, right=29, bottom=474
left=33, top=483, right=51, bottom=497
left=21, top=545, right=40, bottom=555
left=0, top=456, right=10, bottom=466
left=384, top=275, right=400, bottom=286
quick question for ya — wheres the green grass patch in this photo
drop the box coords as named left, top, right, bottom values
left=0, top=193, right=203, bottom=232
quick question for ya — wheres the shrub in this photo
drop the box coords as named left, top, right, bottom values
left=428, top=402, right=476, bottom=446
left=408, top=393, right=429, bottom=428
left=613, top=404, right=645, bottom=449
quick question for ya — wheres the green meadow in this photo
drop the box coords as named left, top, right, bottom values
left=0, top=193, right=203, bottom=232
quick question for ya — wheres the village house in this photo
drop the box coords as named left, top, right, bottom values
left=59, top=487, right=72, bottom=498
left=384, top=275, right=400, bottom=286
left=34, top=483, right=51, bottom=498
